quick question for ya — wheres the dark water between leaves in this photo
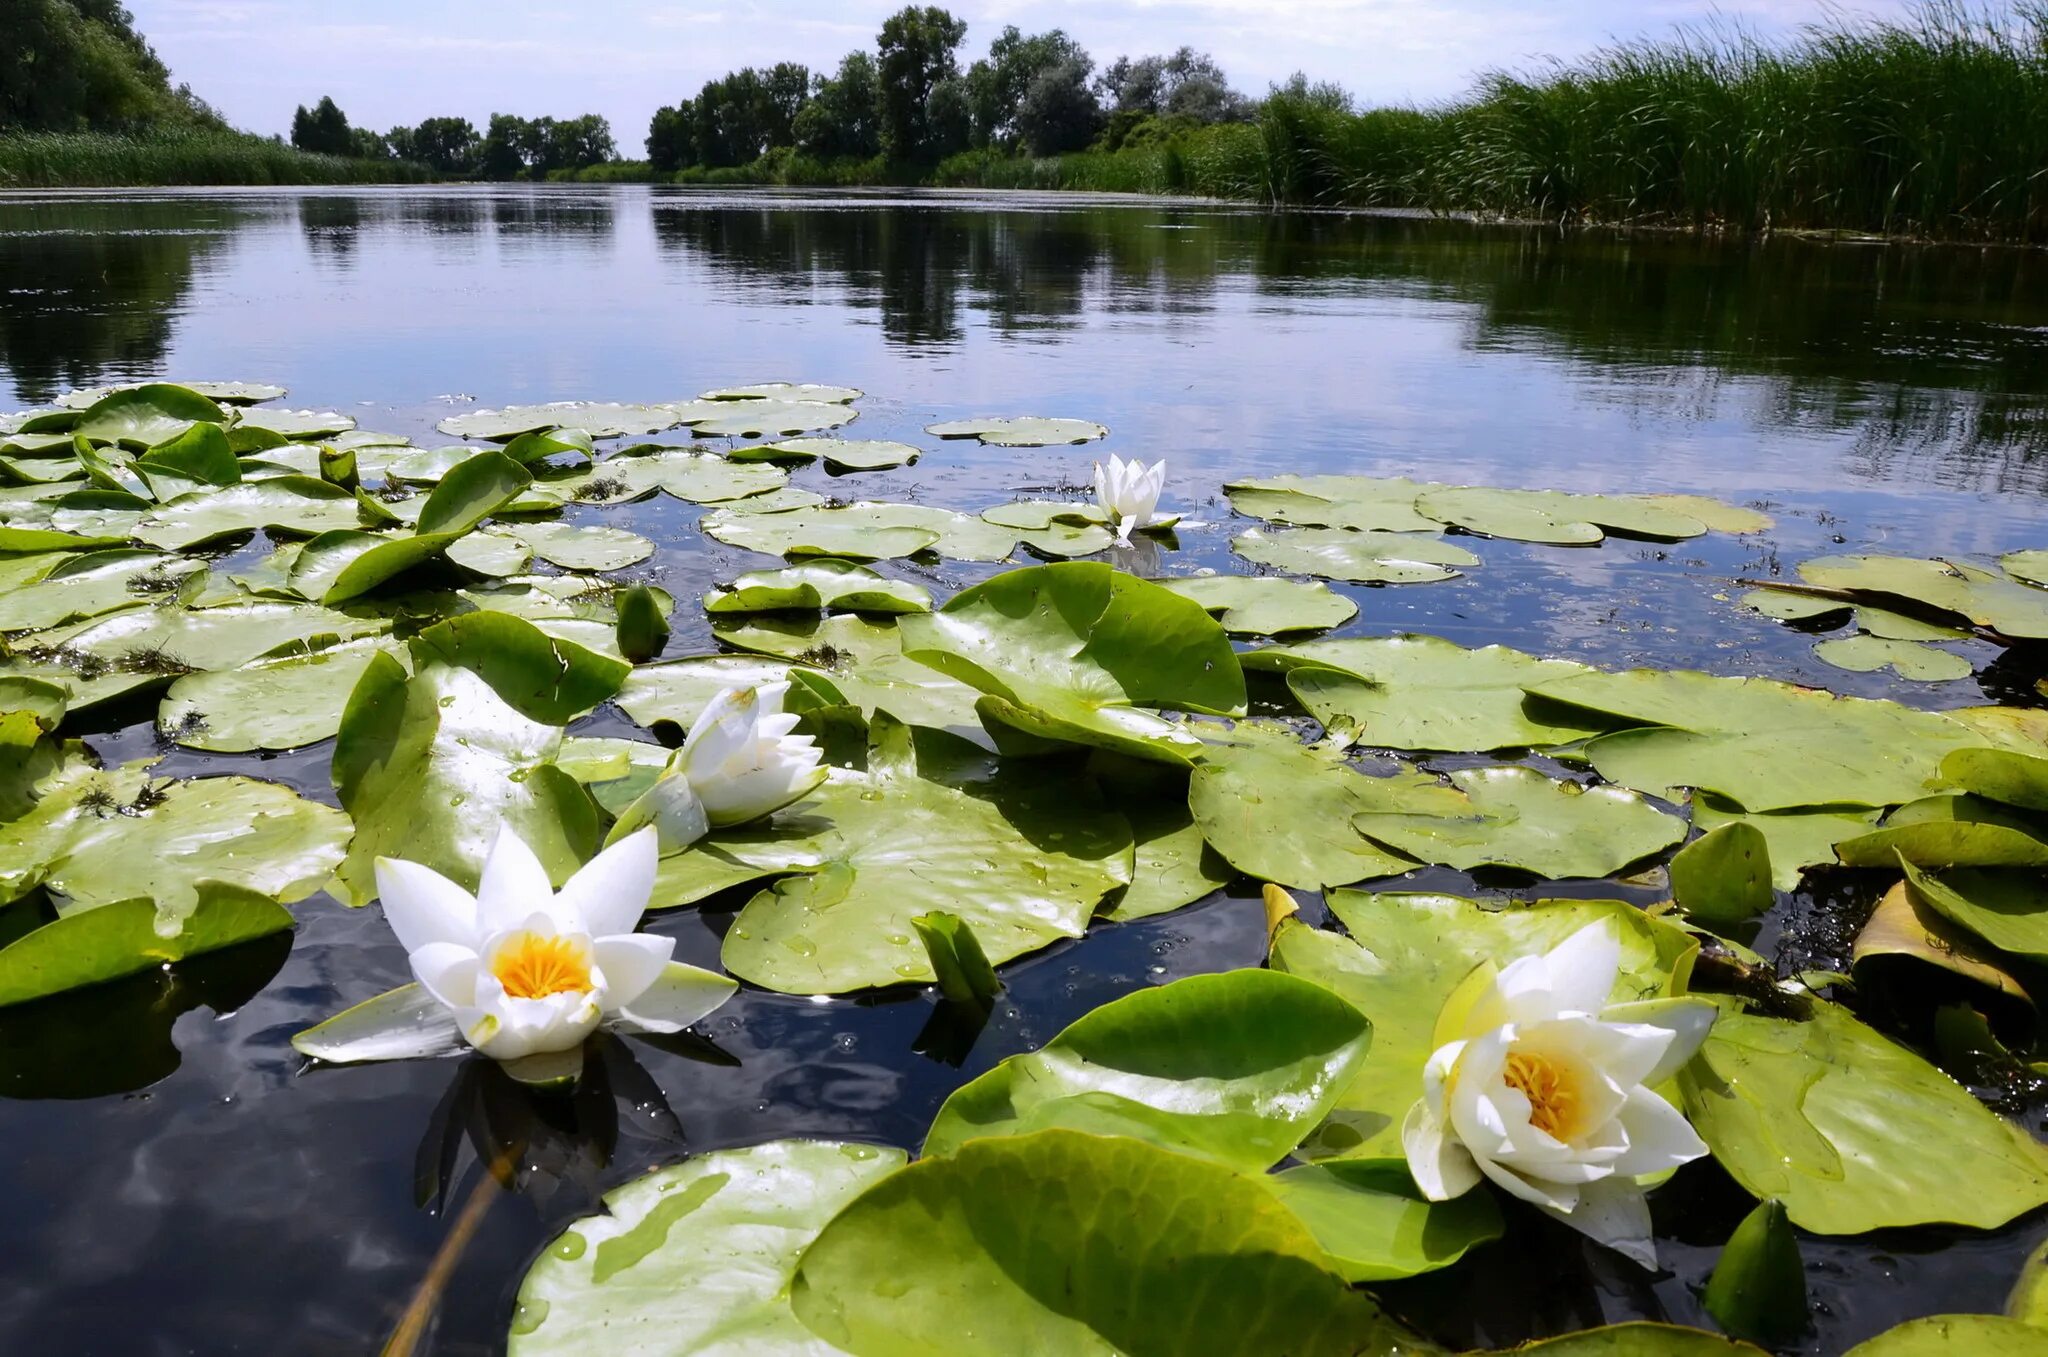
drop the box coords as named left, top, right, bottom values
left=3, top=185, right=2048, bottom=1354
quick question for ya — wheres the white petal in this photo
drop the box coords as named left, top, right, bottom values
left=407, top=941, right=482, bottom=1010
left=557, top=828, right=659, bottom=937
left=680, top=686, right=753, bottom=772
left=473, top=989, right=600, bottom=1061
left=1535, top=1175, right=1659, bottom=1269
left=1542, top=921, right=1622, bottom=1017
left=292, top=984, right=466, bottom=1063
left=1607, top=1087, right=1709, bottom=1178
left=607, top=962, right=740, bottom=1034
left=374, top=858, right=478, bottom=954
left=592, top=932, right=675, bottom=1010
left=1475, top=1151, right=1579, bottom=1212
left=1602, top=997, right=1719, bottom=1083
left=475, top=827, right=558, bottom=934
left=1402, top=1098, right=1482, bottom=1199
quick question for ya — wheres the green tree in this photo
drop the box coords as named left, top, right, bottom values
left=290, top=95, right=352, bottom=156
left=793, top=50, right=880, bottom=159
left=874, top=5, right=968, bottom=162
left=409, top=116, right=479, bottom=176
left=0, top=0, right=199, bottom=132
left=480, top=113, right=529, bottom=179
left=1016, top=54, right=1102, bottom=155
left=347, top=126, right=389, bottom=160
left=545, top=114, right=615, bottom=171
left=965, top=26, right=1090, bottom=149
left=647, top=104, right=692, bottom=172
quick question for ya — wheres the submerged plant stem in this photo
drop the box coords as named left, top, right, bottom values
left=379, top=1148, right=513, bottom=1357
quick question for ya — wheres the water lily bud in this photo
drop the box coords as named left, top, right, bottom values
left=1703, top=1198, right=1806, bottom=1344
left=318, top=444, right=358, bottom=490
left=1093, top=454, right=1166, bottom=543
left=676, top=682, right=827, bottom=827
left=913, top=910, right=1000, bottom=1011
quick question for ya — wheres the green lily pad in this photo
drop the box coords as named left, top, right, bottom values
left=1157, top=575, right=1358, bottom=636
left=1798, top=556, right=2048, bottom=639
left=659, top=717, right=1131, bottom=994
left=1534, top=669, right=2007, bottom=811
left=1844, top=1316, right=2048, bottom=1355
left=702, top=382, right=861, bottom=403
left=1232, top=527, right=1479, bottom=584
left=1690, top=797, right=1877, bottom=891
left=1852, top=878, right=2030, bottom=1005
left=924, top=416, right=1107, bottom=446
left=1670, top=823, right=1774, bottom=925
left=704, top=501, right=1017, bottom=562
left=729, top=437, right=919, bottom=471
left=1836, top=794, right=2048, bottom=868
left=1999, top=551, right=2048, bottom=588
left=1482, top=1326, right=1767, bottom=1355
left=61, top=384, right=227, bottom=449
left=483, top=520, right=654, bottom=572
left=1814, top=635, right=1973, bottom=682
left=509, top=1140, right=908, bottom=1356
left=542, top=447, right=790, bottom=507
left=1186, top=720, right=1438, bottom=890
left=1351, top=766, right=1686, bottom=879
left=705, top=560, right=932, bottom=616
left=924, top=970, right=1373, bottom=1172
left=138, top=422, right=239, bottom=487
left=158, top=637, right=401, bottom=752
left=329, top=641, right=601, bottom=906
left=686, top=400, right=857, bottom=439
left=1415, top=486, right=1709, bottom=544
left=1741, top=586, right=1850, bottom=624
left=1900, top=862, right=2048, bottom=961
left=1678, top=997, right=2048, bottom=1233
left=444, top=531, right=533, bottom=577
left=0, top=551, right=202, bottom=633
left=437, top=401, right=686, bottom=441
left=133, top=476, right=372, bottom=550
left=0, top=757, right=351, bottom=919
left=1105, top=795, right=1234, bottom=922
left=1223, top=475, right=1445, bottom=533
left=1272, top=891, right=1696, bottom=1160
left=57, top=381, right=286, bottom=409
left=1942, top=747, right=2048, bottom=812
left=615, top=654, right=819, bottom=731
left=900, top=563, right=1245, bottom=765
left=1268, top=1158, right=1504, bottom=1283
left=233, top=407, right=355, bottom=439
left=303, top=450, right=531, bottom=603
left=1245, top=634, right=1603, bottom=751
left=791, top=1129, right=1410, bottom=1357
left=0, top=882, right=294, bottom=1008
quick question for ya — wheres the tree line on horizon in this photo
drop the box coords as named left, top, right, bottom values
left=288, top=96, right=615, bottom=179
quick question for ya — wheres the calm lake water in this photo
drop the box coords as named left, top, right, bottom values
left=2, top=185, right=2047, bottom=1354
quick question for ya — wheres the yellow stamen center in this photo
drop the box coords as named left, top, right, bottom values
left=490, top=931, right=593, bottom=999
left=1503, top=1050, right=1578, bottom=1140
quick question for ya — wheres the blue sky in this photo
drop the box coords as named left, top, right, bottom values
left=128, top=0, right=1917, bottom=154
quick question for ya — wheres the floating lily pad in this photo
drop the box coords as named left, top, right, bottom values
left=702, top=501, right=1009, bottom=562
left=1941, top=746, right=2048, bottom=812
left=791, top=1129, right=1410, bottom=1357
left=1690, top=797, right=1877, bottom=891
left=1798, top=556, right=2048, bottom=639
left=57, top=381, right=286, bottom=409
left=57, top=384, right=227, bottom=449
left=0, top=551, right=202, bottom=633
left=1852, top=878, right=2030, bottom=1005
left=701, top=382, right=862, bottom=403
left=1232, top=527, right=1478, bottom=584
left=483, top=520, right=654, bottom=572
left=728, top=437, right=919, bottom=471
left=437, top=401, right=685, bottom=441
left=158, top=637, right=401, bottom=752
left=1352, top=766, right=1686, bottom=879
left=1223, top=475, right=1445, bottom=533
left=1157, top=575, right=1358, bottom=636
left=1105, top=793, right=1234, bottom=922
left=329, top=634, right=603, bottom=905
left=924, top=416, right=1108, bottom=446
left=686, top=400, right=857, bottom=439
left=704, top=560, right=932, bottom=616
left=1534, top=669, right=2008, bottom=812
left=301, top=450, right=531, bottom=603
left=658, top=717, right=1131, bottom=994
left=1740, top=587, right=1851, bottom=624
left=0, top=881, right=295, bottom=1009
left=537, top=447, right=789, bottom=507
left=1835, top=794, right=2048, bottom=869
left=1670, top=822, right=1774, bottom=925
left=1245, top=635, right=1602, bottom=751
left=1843, top=1316, right=2048, bottom=1356
left=1187, top=721, right=1438, bottom=890
left=0, top=757, right=351, bottom=920
left=900, top=563, right=1245, bottom=765
left=233, top=408, right=356, bottom=439
left=133, top=476, right=372, bottom=550
left=1415, top=486, right=1709, bottom=544
left=444, top=531, right=533, bottom=577
left=1485, top=1326, right=1768, bottom=1355
left=1814, top=635, right=1973, bottom=682
left=1272, top=891, right=1696, bottom=1160
left=925, top=970, right=1372, bottom=1171
left=1999, top=551, right=2048, bottom=588
left=1268, top=1158, right=1504, bottom=1283
left=1679, top=997, right=2048, bottom=1233
left=509, top=1140, right=908, bottom=1356
left=705, top=615, right=987, bottom=741
left=615, top=654, right=818, bottom=731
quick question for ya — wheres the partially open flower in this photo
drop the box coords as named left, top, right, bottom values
left=1401, top=921, right=1716, bottom=1267
left=1093, top=454, right=1167, bottom=543
left=612, top=683, right=828, bottom=852
left=294, top=826, right=735, bottom=1083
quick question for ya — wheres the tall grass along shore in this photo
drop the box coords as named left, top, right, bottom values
left=0, top=131, right=432, bottom=189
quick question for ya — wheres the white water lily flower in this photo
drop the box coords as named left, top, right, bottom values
left=294, top=826, right=736, bottom=1083
left=606, top=683, right=828, bottom=852
left=1093, top=454, right=1167, bottom=543
left=1401, top=922, right=1716, bottom=1268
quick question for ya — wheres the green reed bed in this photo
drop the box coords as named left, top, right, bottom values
left=0, top=130, right=432, bottom=189
left=980, top=4, right=2048, bottom=241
